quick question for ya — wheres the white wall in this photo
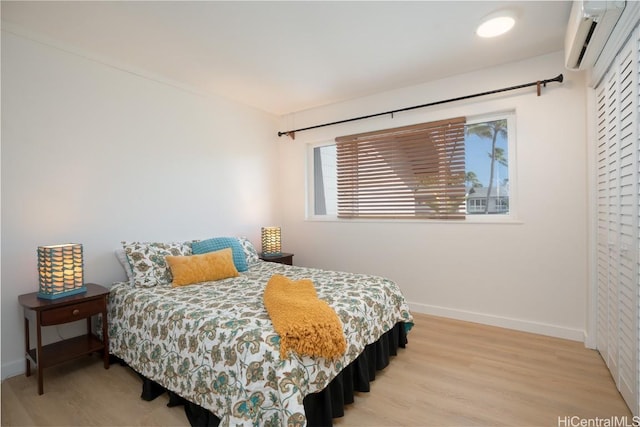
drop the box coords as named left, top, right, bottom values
left=278, top=51, right=589, bottom=341
left=1, top=31, right=280, bottom=378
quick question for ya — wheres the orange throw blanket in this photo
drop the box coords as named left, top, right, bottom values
left=264, top=274, right=346, bottom=359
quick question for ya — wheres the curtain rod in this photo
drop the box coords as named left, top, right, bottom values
left=278, top=73, right=563, bottom=139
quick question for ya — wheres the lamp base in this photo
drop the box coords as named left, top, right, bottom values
left=261, top=252, right=283, bottom=257
left=37, top=286, right=87, bottom=300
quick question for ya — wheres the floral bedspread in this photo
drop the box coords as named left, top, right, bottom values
left=107, top=261, right=413, bottom=427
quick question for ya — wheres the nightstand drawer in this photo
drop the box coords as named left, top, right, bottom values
left=40, top=299, right=104, bottom=326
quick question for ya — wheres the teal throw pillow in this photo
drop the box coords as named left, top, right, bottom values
left=191, top=237, right=248, bottom=272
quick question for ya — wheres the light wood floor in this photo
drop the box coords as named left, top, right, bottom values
left=1, top=313, right=632, bottom=426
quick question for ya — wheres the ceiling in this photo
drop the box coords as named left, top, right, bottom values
left=1, top=1, right=572, bottom=115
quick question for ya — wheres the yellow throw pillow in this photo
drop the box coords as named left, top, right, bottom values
left=166, top=248, right=239, bottom=287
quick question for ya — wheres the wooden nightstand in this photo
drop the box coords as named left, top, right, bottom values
left=18, top=283, right=110, bottom=394
left=259, top=252, right=294, bottom=265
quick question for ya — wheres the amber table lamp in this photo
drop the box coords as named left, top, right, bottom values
left=37, top=243, right=86, bottom=299
left=261, top=227, right=282, bottom=257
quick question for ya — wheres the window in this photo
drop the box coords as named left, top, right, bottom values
left=310, top=113, right=514, bottom=220
left=467, top=199, right=486, bottom=212
left=464, top=117, right=511, bottom=216
left=312, top=145, right=337, bottom=215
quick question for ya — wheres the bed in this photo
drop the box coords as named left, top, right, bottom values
left=107, top=238, right=413, bottom=426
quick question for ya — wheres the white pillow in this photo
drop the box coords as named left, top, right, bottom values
left=114, top=248, right=134, bottom=286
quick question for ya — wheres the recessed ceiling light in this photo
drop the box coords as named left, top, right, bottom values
left=476, top=12, right=516, bottom=38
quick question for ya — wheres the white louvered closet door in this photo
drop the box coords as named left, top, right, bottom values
left=595, top=26, right=640, bottom=416
left=596, top=62, right=617, bottom=378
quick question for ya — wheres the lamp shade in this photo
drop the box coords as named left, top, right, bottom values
left=37, top=243, right=86, bottom=299
left=261, top=227, right=282, bottom=256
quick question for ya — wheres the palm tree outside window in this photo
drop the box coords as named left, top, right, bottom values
left=464, top=118, right=509, bottom=215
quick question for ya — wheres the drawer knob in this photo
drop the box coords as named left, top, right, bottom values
left=72, top=309, right=80, bottom=316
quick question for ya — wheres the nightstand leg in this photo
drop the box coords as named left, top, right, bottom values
left=102, top=304, right=109, bottom=369
left=36, top=311, right=43, bottom=395
left=24, top=315, right=30, bottom=377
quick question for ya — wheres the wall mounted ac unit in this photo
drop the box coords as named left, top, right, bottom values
left=565, top=0, right=625, bottom=70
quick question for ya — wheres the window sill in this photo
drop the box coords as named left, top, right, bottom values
left=305, top=216, right=523, bottom=225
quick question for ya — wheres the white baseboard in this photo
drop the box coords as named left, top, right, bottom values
left=583, top=331, right=597, bottom=349
left=2, top=358, right=25, bottom=381
left=408, top=301, right=586, bottom=343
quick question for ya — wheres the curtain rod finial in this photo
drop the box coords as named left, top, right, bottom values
left=277, top=131, right=295, bottom=140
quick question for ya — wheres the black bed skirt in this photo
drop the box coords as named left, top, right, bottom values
left=126, top=322, right=408, bottom=427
